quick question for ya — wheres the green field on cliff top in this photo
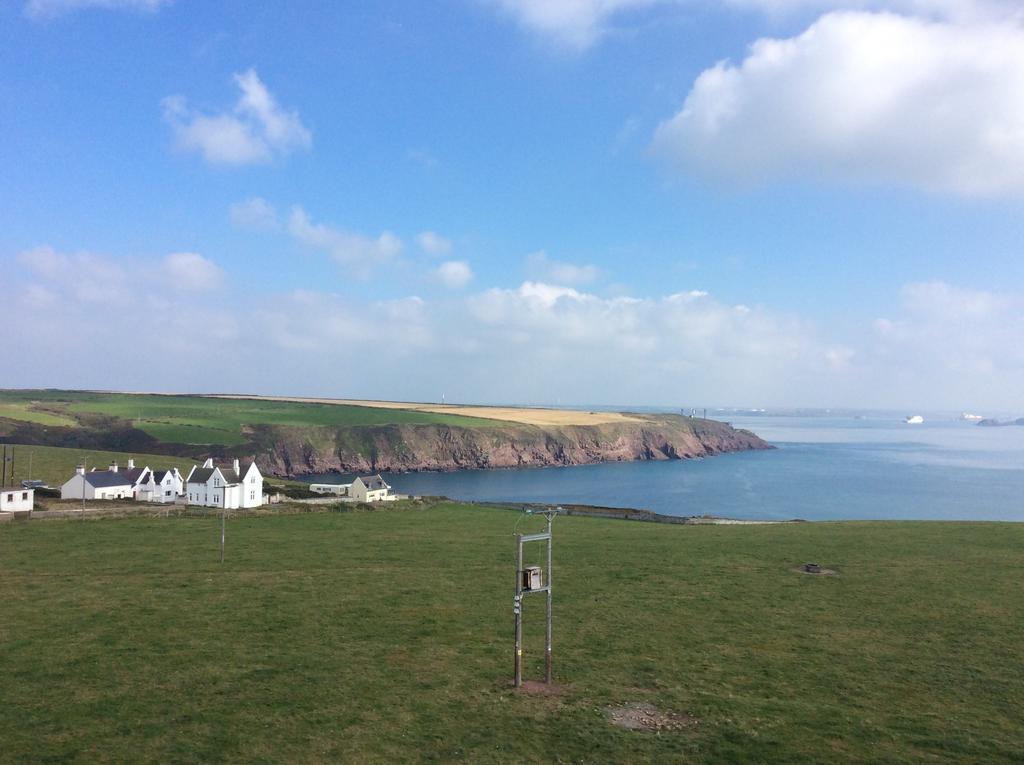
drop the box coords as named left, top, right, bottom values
left=0, top=390, right=499, bottom=446
left=2, top=503, right=1022, bottom=764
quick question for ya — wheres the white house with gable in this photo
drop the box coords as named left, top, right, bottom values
left=185, top=458, right=263, bottom=509
left=350, top=474, right=394, bottom=502
left=152, top=468, right=184, bottom=503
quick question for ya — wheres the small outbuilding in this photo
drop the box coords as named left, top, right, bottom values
left=0, top=487, right=34, bottom=513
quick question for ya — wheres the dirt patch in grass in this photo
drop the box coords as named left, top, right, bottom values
left=606, top=702, right=698, bottom=733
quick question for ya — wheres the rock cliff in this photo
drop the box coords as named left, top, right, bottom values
left=248, top=414, right=772, bottom=476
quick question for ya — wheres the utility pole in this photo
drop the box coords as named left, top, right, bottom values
left=220, top=507, right=226, bottom=563
left=81, top=457, right=86, bottom=519
left=513, top=507, right=558, bottom=687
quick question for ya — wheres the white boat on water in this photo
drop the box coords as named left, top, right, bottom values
left=904, top=415, right=924, bottom=424
left=960, top=412, right=984, bottom=421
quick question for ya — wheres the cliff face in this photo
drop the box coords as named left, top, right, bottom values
left=250, top=415, right=772, bottom=476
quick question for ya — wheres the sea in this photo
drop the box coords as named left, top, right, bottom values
left=298, top=412, right=1024, bottom=522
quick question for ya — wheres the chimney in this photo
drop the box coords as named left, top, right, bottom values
left=76, top=464, right=85, bottom=476
left=233, top=458, right=240, bottom=474
left=203, top=458, right=213, bottom=468
left=127, top=458, right=134, bottom=470
left=109, top=461, right=118, bottom=472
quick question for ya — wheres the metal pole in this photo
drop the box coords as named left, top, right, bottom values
left=545, top=512, right=553, bottom=684
left=514, top=533, right=523, bottom=687
left=81, top=457, right=86, bottom=519
left=220, top=509, right=226, bottom=563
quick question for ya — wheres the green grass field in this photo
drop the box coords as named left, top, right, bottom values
left=0, top=390, right=499, bottom=446
left=0, top=444, right=201, bottom=488
left=0, top=401, right=77, bottom=428
left=1, top=504, right=1021, bottom=763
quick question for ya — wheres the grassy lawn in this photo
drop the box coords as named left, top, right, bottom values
left=0, top=444, right=202, bottom=488
left=0, top=401, right=78, bottom=428
left=0, top=390, right=500, bottom=445
left=1, top=504, right=1021, bottom=763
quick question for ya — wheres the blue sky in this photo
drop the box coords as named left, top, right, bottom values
left=5, top=0, right=1024, bottom=410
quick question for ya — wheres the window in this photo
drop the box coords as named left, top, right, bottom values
left=214, top=478, right=220, bottom=487
left=5, top=493, right=12, bottom=502
left=249, top=491, right=255, bottom=500
left=22, top=492, right=28, bottom=500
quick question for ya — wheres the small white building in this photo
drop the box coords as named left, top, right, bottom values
left=152, top=468, right=184, bottom=503
left=185, top=457, right=263, bottom=509
left=350, top=474, right=394, bottom=502
left=310, top=483, right=352, bottom=496
left=60, top=465, right=134, bottom=500
left=0, top=487, right=34, bottom=513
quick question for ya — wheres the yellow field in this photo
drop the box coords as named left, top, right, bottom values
left=205, top=394, right=645, bottom=427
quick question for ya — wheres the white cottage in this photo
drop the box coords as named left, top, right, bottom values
left=120, top=459, right=156, bottom=501
left=60, top=464, right=134, bottom=500
left=151, top=468, right=184, bottom=503
left=0, top=487, right=33, bottom=513
left=350, top=474, right=393, bottom=502
left=185, top=458, right=263, bottom=509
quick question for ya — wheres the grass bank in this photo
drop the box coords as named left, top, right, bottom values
left=0, top=390, right=499, bottom=446
left=1, top=504, right=1021, bottom=763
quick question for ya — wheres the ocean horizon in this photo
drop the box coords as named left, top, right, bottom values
left=298, top=412, right=1024, bottom=522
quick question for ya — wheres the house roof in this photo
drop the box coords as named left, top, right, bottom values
left=357, top=475, right=389, bottom=490
left=84, top=471, right=133, bottom=488
left=188, top=466, right=240, bottom=485
left=153, top=469, right=179, bottom=482
left=122, top=467, right=149, bottom=484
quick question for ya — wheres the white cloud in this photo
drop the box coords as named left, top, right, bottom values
left=162, top=252, right=225, bottom=290
left=652, top=11, right=1024, bottom=196
left=433, top=260, right=474, bottom=289
left=417, top=231, right=453, bottom=255
left=865, top=281, right=1024, bottom=404
left=229, top=197, right=280, bottom=232
left=163, top=69, right=311, bottom=166
left=24, top=0, right=169, bottom=20
left=483, top=0, right=1022, bottom=48
left=407, top=148, right=441, bottom=170
left=18, top=245, right=128, bottom=302
left=288, top=207, right=402, bottom=277
left=484, top=0, right=674, bottom=48
left=723, top=0, right=1020, bottom=22
left=525, top=250, right=601, bottom=285
left=11, top=247, right=1024, bottom=409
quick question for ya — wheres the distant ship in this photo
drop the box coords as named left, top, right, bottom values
left=959, top=413, right=984, bottom=421
left=904, top=415, right=924, bottom=424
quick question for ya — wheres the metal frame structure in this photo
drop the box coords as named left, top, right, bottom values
left=513, top=508, right=557, bottom=687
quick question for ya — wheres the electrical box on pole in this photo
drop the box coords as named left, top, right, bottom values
left=513, top=507, right=558, bottom=688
